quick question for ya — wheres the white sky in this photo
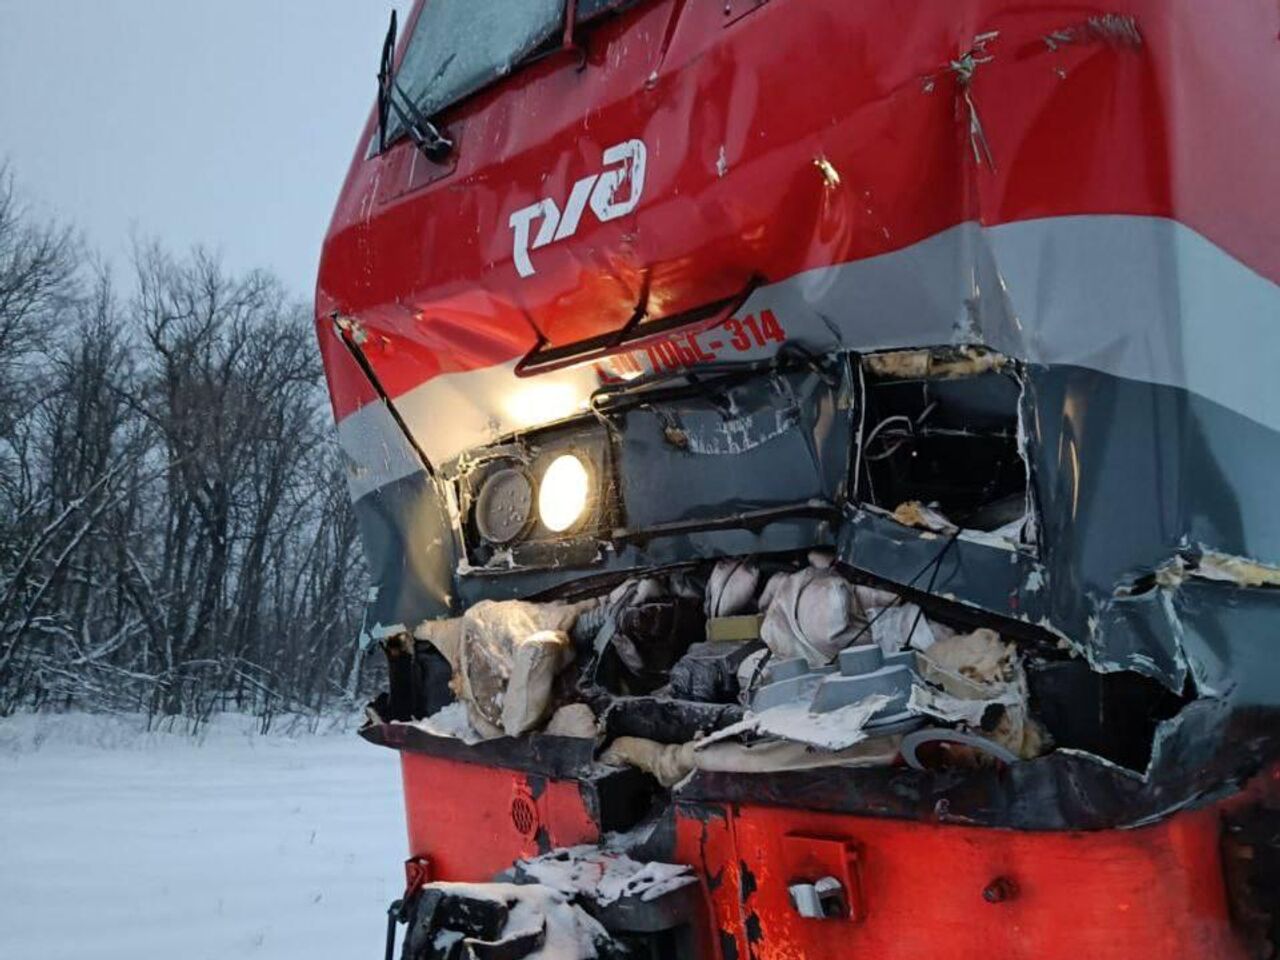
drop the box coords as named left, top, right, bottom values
left=0, top=0, right=414, bottom=299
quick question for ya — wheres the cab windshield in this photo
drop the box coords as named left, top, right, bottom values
left=386, top=1, right=642, bottom=146
left=390, top=0, right=563, bottom=139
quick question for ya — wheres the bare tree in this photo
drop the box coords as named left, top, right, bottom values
left=0, top=171, right=371, bottom=722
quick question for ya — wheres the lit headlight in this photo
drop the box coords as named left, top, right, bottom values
left=537, top=454, right=590, bottom=533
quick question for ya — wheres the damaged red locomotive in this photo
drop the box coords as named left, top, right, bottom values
left=315, top=1, right=1280, bottom=957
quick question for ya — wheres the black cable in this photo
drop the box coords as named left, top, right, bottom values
left=744, top=523, right=963, bottom=700
left=839, top=521, right=965, bottom=652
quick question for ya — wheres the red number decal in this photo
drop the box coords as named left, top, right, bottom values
left=686, top=332, right=716, bottom=362
left=647, top=315, right=781, bottom=371
left=647, top=341, right=680, bottom=371
left=672, top=338, right=698, bottom=366
left=759, top=309, right=785, bottom=343
left=723, top=317, right=751, bottom=351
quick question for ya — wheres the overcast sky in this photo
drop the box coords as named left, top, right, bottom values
left=0, top=0, right=413, bottom=299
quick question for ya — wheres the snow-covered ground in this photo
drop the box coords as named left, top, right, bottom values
left=0, top=712, right=406, bottom=960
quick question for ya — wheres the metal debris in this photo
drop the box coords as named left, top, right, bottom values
left=950, top=31, right=999, bottom=170
left=1045, top=14, right=1143, bottom=51
left=813, top=155, right=842, bottom=189
left=899, top=726, right=1020, bottom=770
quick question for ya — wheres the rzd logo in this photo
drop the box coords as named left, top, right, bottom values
left=508, top=139, right=647, bottom=278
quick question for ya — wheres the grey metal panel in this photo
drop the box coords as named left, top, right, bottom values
left=337, top=398, right=425, bottom=502
left=354, top=470, right=459, bottom=633
left=617, top=366, right=851, bottom=529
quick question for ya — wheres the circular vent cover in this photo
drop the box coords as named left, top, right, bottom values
left=475, top=468, right=533, bottom=545
left=510, top=793, right=539, bottom=838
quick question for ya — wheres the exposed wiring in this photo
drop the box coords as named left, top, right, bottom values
left=862, top=414, right=914, bottom=461
left=860, top=398, right=939, bottom=463
left=745, top=648, right=773, bottom=701
left=838, top=522, right=965, bottom=651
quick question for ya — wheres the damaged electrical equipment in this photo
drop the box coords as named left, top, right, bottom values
left=362, top=345, right=1280, bottom=958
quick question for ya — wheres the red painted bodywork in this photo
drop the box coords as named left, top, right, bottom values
left=399, top=752, right=600, bottom=881
left=317, top=0, right=1280, bottom=424
left=398, top=752, right=1255, bottom=958
left=679, top=805, right=1241, bottom=960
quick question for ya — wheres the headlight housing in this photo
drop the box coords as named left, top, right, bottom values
left=453, top=423, right=614, bottom=569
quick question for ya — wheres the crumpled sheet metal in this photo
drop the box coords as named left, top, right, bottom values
left=616, top=364, right=851, bottom=530
left=676, top=704, right=1280, bottom=832
left=368, top=336, right=1280, bottom=721
left=1024, top=363, right=1280, bottom=685
left=356, top=349, right=1280, bottom=824
left=839, top=357, right=1280, bottom=694
left=357, top=342, right=1280, bottom=826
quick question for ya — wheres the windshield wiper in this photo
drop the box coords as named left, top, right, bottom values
left=376, top=10, right=397, bottom=153
left=376, top=10, right=454, bottom=163
left=385, top=80, right=454, bottom=162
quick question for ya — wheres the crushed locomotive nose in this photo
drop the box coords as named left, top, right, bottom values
left=317, top=1, right=1280, bottom=956
left=350, top=346, right=1279, bottom=959
left=365, top=344, right=1268, bottom=826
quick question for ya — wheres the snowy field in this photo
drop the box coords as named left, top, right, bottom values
left=0, top=712, right=406, bottom=960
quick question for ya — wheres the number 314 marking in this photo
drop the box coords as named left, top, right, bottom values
left=722, top=310, right=785, bottom=350
left=641, top=309, right=787, bottom=373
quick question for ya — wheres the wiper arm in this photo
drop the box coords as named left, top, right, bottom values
left=376, top=10, right=397, bottom=154
left=375, top=9, right=453, bottom=163
left=384, top=80, right=454, bottom=162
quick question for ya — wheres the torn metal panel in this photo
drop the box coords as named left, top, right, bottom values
left=835, top=505, right=1050, bottom=629
left=616, top=364, right=852, bottom=530
left=1169, top=581, right=1280, bottom=708
left=1089, top=584, right=1189, bottom=690
left=1026, top=361, right=1280, bottom=694
left=355, top=470, right=459, bottom=631
left=677, top=706, right=1280, bottom=831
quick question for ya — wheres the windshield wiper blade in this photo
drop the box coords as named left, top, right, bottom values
left=375, top=10, right=453, bottom=162
left=376, top=10, right=397, bottom=154
left=385, top=80, right=454, bottom=162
